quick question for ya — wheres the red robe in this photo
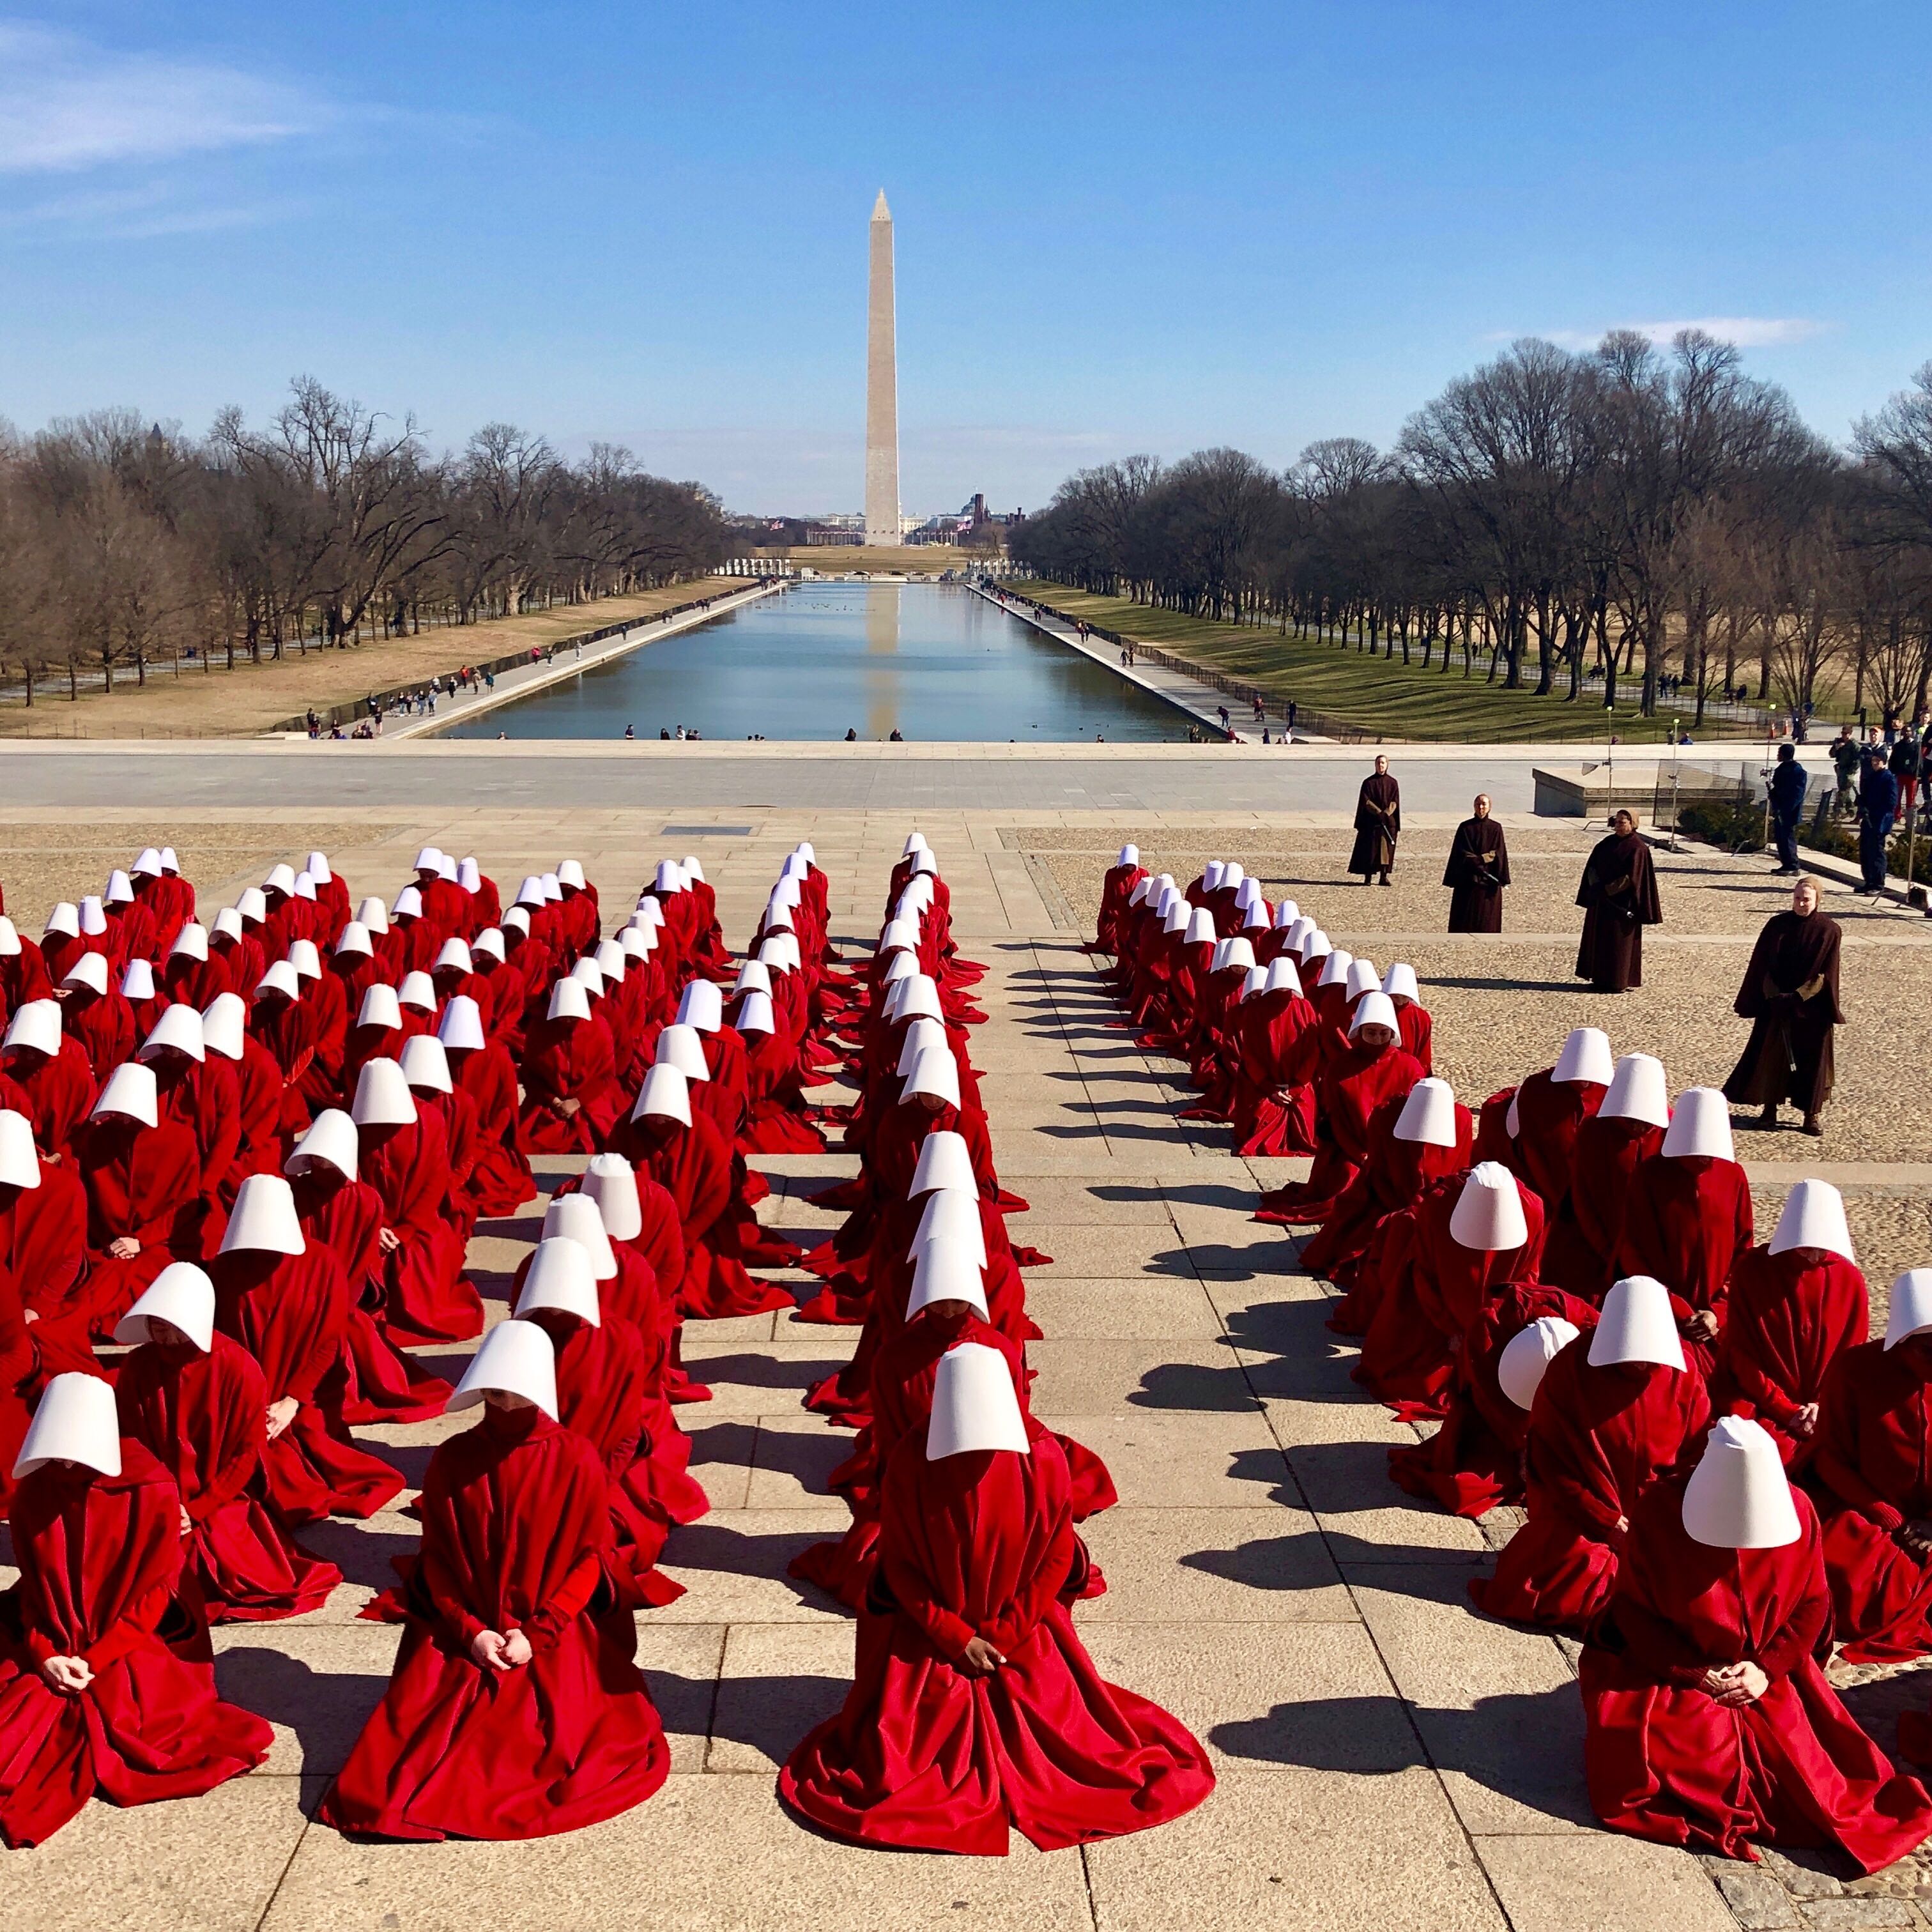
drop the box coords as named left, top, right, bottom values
left=360, top=1113, right=483, bottom=1342
left=1582, top=1478, right=1932, bottom=1872
left=0, top=1165, right=91, bottom=1376
left=77, top=1114, right=202, bottom=1336
left=116, top=1333, right=341, bottom=1620
left=0, top=1445, right=272, bottom=1846
left=1470, top=1344, right=1710, bottom=1633
left=779, top=1434, right=1213, bottom=1853
left=210, top=1246, right=404, bottom=1522
left=0, top=1039, right=96, bottom=1156
left=1256, top=1041, right=1422, bottom=1223
left=1812, top=1342, right=1932, bottom=1664
left=451, top=1041, right=534, bottom=1215
left=1620, top=1155, right=1754, bottom=1377
left=319, top=1407, right=670, bottom=1840
left=1542, top=1114, right=1666, bottom=1302
left=1710, top=1247, right=1867, bottom=1466
left=519, top=1013, right=625, bottom=1154
left=1509, top=1069, right=1606, bottom=1218
left=64, top=990, right=135, bottom=1079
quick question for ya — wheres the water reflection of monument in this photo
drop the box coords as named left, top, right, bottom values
left=864, top=584, right=901, bottom=740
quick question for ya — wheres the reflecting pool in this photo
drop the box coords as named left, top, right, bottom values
left=437, top=582, right=1192, bottom=741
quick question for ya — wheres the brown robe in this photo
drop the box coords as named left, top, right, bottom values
left=1348, top=774, right=1400, bottom=878
left=1575, top=831, right=1660, bottom=991
left=1722, top=909, right=1843, bottom=1116
left=1443, top=817, right=1510, bottom=932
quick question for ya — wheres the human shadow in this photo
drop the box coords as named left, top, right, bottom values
left=680, top=1351, right=848, bottom=1395
left=664, top=1519, right=848, bottom=1609
left=214, top=1643, right=390, bottom=1778
left=296, top=1517, right=421, bottom=1593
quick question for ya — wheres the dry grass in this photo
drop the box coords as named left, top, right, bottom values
left=0, top=580, right=753, bottom=742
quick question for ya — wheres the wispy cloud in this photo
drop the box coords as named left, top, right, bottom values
left=1494, top=317, right=1828, bottom=352
left=0, top=20, right=328, bottom=174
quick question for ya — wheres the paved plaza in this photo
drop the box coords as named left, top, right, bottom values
left=4, top=794, right=1930, bottom=1931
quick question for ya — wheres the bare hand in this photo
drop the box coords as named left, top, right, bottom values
left=22, top=1308, right=37, bottom=1325
left=179, top=1504, right=194, bottom=1535
left=107, top=1236, right=141, bottom=1261
left=500, top=1627, right=533, bottom=1667
left=470, top=1629, right=513, bottom=1671
left=1614, top=1515, right=1629, bottom=1536
left=265, top=1396, right=300, bottom=1440
left=1896, top=1522, right=1932, bottom=1558
left=1683, top=1310, right=1719, bottom=1344
left=42, top=1654, right=93, bottom=1694
left=1790, top=1403, right=1820, bottom=1439
left=960, top=1635, right=1005, bottom=1676
left=1703, top=1661, right=1769, bottom=1706
left=377, top=1226, right=401, bottom=1254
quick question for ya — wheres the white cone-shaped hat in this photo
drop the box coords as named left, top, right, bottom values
left=546, top=978, right=591, bottom=1025
left=220, top=1174, right=307, bottom=1255
left=256, top=961, right=301, bottom=1003
left=1768, top=1179, right=1855, bottom=1262
left=1316, top=947, right=1353, bottom=989
left=286, top=1108, right=358, bottom=1182
left=903, top=1048, right=961, bottom=1110
left=1344, top=958, right=1380, bottom=1002
left=472, top=927, right=505, bottom=963
left=42, top=902, right=80, bottom=940
left=400, top=1034, right=453, bottom=1094
left=893, top=975, right=944, bottom=1026
left=908, top=1236, right=990, bottom=1320
left=655, top=1024, right=712, bottom=1081
left=287, top=939, right=322, bottom=981
left=3, top=1000, right=61, bottom=1059
left=515, top=1236, right=602, bottom=1325
left=1201, top=862, right=1226, bottom=892
left=1498, top=1317, right=1580, bottom=1410
left=896, top=1017, right=947, bottom=1079
left=138, top=1004, right=204, bottom=1063
left=735, top=991, right=776, bottom=1033
left=1219, top=936, right=1256, bottom=976
left=1601, top=1054, right=1669, bottom=1128
left=0, top=1111, right=39, bottom=1190
left=543, top=1192, right=618, bottom=1279
left=77, top=896, right=107, bottom=937
left=1274, top=900, right=1301, bottom=930
left=119, top=960, right=155, bottom=1001
left=235, top=887, right=268, bottom=924
left=1448, top=1162, right=1527, bottom=1252
left=677, top=980, right=723, bottom=1032
left=448, top=1319, right=558, bottom=1420
left=583, top=1153, right=645, bottom=1242
left=392, top=886, right=424, bottom=920
left=437, top=995, right=486, bottom=1053
left=93, top=1061, right=158, bottom=1128
left=115, top=1261, right=215, bottom=1352
left=1682, top=1416, right=1802, bottom=1549
left=1160, top=901, right=1189, bottom=936
left=171, top=921, right=210, bottom=963
left=1588, top=1276, right=1687, bottom=1370
left=880, top=951, right=916, bottom=986
left=351, top=1057, right=417, bottom=1127
left=910, top=1128, right=973, bottom=1197
left=1117, top=843, right=1139, bottom=868
left=1885, top=1271, right=1932, bottom=1350
left=434, top=938, right=473, bottom=977
left=61, top=951, right=109, bottom=997
left=356, top=896, right=390, bottom=933
left=200, top=992, right=245, bottom=1061
left=632, top=1062, right=691, bottom=1126
left=734, top=960, right=773, bottom=997
left=1349, top=990, right=1399, bottom=1037
left=14, top=1372, right=121, bottom=1480
left=1393, top=1077, right=1457, bottom=1147
left=132, top=847, right=164, bottom=877
left=355, top=982, right=402, bottom=1032
left=761, top=933, right=801, bottom=972
left=1237, top=965, right=1265, bottom=1002
left=1184, top=908, right=1215, bottom=947
left=926, top=1342, right=1029, bottom=1459
left=558, top=858, right=587, bottom=890
left=1553, top=1026, right=1614, bottom=1086
left=1261, top=957, right=1302, bottom=998
left=879, top=919, right=918, bottom=956
left=1660, top=1087, right=1733, bottom=1161
left=1382, top=962, right=1419, bottom=1003
left=914, top=1186, right=988, bottom=1269
left=653, top=859, right=686, bottom=893
left=211, top=908, right=244, bottom=946
left=397, top=970, right=437, bottom=1012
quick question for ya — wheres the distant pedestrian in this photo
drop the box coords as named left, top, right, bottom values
left=1767, top=742, right=1807, bottom=875
left=1349, top=756, right=1400, bottom=886
left=1575, top=809, right=1661, bottom=991
left=1830, top=726, right=1860, bottom=818
left=1889, top=725, right=1920, bottom=816
left=845, top=727, right=858, bottom=742
left=1443, top=793, right=1510, bottom=931
left=1724, top=875, right=1841, bottom=1137
left=624, top=724, right=635, bottom=740
left=1859, top=749, right=1899, bottom=894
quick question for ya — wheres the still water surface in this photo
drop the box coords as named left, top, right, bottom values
left=438, top=582, right=1190, bottom=742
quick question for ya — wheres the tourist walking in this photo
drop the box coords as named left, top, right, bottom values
left=1832, top=726, right=1862, bottom=818
left=1574, top=809, right=1661, bottom=992
left=1349, top=756, right=1400, bottom=886
left=1859, top=748, right=1899, bottom=894
left=1443, top=794, right=1510, bottom=931
left=1722, top=875, right=1842, bottom=1137
left=1768, top=743, right=1808, bottom=874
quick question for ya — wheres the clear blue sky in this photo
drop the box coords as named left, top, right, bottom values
left=3, top=2, right=1929, bottom=516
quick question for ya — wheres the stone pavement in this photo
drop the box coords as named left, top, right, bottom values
left=6, top=804, right=1929, bottom=1931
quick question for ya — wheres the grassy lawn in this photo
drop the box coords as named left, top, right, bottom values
left=999, top=584, right=1743, bottom=744
left=763, top=545, right=992, bottom=576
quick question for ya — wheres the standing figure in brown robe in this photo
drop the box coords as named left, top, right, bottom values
left=1575, top=810, right=1662, bottom=992
left=1722, top=876, right=1842, bottom=1138
left=1443, top=795, right=1511, bottom=933
left=1349, top=758, right=1400, bottom=886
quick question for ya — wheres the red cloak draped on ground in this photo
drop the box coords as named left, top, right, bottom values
left=1581, top=1477, right=1932, bottom=1872
left=779, top=1432, right=1212, bottom=1854
left=0, top=1444, right=272, bottom=1846
left=319, top=1407, right=671, bottom=1841
left=116, top=1333, right=341, bottom=1620
left=1469, top=1342, right=1710, bottom=1633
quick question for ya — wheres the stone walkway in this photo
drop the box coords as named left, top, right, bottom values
left=6, top=806, right=1929, bottom=1931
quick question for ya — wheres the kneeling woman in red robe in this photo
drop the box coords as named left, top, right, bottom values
left=114, top=1262, right=341, bottom=1621
left=781, top=1341, right=1213, bottom=1855
left=319, top=1319, right=671, bottom=1841
left=1471, top=1276, right=1707, bottom=1634
left=1811, top=1270, right=1932, bottom=1664
left=0, top=1372, right=272, bottom=1846
left=1582, top=1414, right=1932, bottom=1872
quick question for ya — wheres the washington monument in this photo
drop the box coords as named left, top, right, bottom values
left=864, top=190, right=900, bottom=548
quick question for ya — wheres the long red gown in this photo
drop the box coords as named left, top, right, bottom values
left=1541, top=1113, right=1666, bottom=1302
left=518, top=1013, right=625, bottom=1154
left=1469, top=1343, right=1710, bottom=1632
left=1255, top=1041, right=1422, bottom=1224
left=1811, top=1342, right=1932, bottom=1663
left=77, top=1113, right=202, bottom=1337
left=1620, top=1154, right=1754, bottom=1377
left=780, top=1433, right=1213, bottom=1853
left=318, top=1406, right=671, bottom=1841
left=0, top=1443, right=272, bottom=1846
left=360, top=1111, right=483, bottom=1342
left=1710, top=1247, right=1867, bottom=1466
left=1582, top=1478, right=1932, bottom=1872
left=1508, top=1068, right=1606, bottom=1219
left=116, top=1333, right=341, bottom=1620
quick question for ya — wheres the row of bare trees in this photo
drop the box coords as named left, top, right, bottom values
left=1012, top=332, right=1932, bottom=727
left=0, top=379, right=733, bottom=702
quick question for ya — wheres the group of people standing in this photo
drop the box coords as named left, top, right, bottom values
left=0, top=831, right=1213, bottom=1856
left=1093, top=840, right=1929, bottom=1874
